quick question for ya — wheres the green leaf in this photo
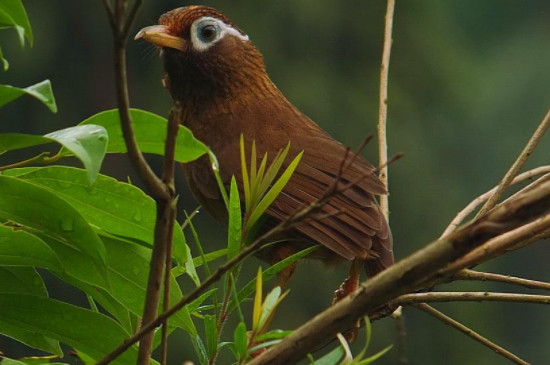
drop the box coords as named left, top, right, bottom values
left=253, top=268, right=262, bottom=331
left=0, top=320, right=62, bottom=357
left=0, top=45, right=8, bottom=71
left=0, top=266, right=46, bottom=296
left=0, top=293, right=137, bottom=364
left=354, top=346, right=393, bottom=365
left=233, top=322, right=247, bottom=360
left=246, top=151, right=303, bottom=231
left=0, top=176, right=107, bottom=267
left=240, top=135, right=251, bottom=212
left=187, top=288, right=217, bottom=315
left=0, top=225, right=62, bottom=271
left=86, top=236, right=197, bottom=336
left=10, top=166, right=188, bottom=266
left=46, top=125, right=108, bottom=185
left=190, top=335, right=208, bottom=365
left=255, top=330, right=292, bottom=342
left=79, top=109, right=208, bottom=162
left=0, top=80, right=56, bottom=112
left=227, top=176, right=242, bottom=260
left=0, top=125, right=108, bottom=186
left=310, top=346, right=345, bottom=365
left=258, top=287, right=287, bottom=333
left=230, top=246, right=317, bottom=312
left=0, top=0, right=32, bottom=46
left=204, top=315, right=218, bottom=358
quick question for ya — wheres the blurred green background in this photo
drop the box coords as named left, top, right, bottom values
left=2, top=1, right=550, bottom=364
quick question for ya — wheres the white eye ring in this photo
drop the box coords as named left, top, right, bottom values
left=190, top=16, right=249, bottom=52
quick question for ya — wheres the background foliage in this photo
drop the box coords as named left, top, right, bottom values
left=2, top=1, right=550, bottom=364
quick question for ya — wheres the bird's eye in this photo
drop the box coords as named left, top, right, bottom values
left=198, top=24, right=219, bottom=43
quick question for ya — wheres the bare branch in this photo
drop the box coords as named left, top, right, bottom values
left=377, top=0, right=395, bottom=219
left=477, top=106, right=550, bottom=217
left=396, top=292, right=550, bottom=306
left=441, top=166, right=550, bottom=237
left=455, top=269, right=550, bottom=292
left=412, top=303, right=529, bottom=365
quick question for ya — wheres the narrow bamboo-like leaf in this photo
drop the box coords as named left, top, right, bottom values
left=0, top=80, right=56, bottom=112
left=193, top=249, right=227, bottom=267
left=0, top=225, right=62, bottom=271
left=251, top=152, right=268, bottom=202
left=204, top=315, right=218, bottom=358
left=258, top=286, right=281, bottom=332
left=230, top=246, right=317, bottom=312
left=255, top=330, right=293, bottom=342
left=0, top=45, right=8, bottom=71
left=249, top=140, right=258, bottom=204
left=355, top=346, right=393, bottom=365
left=310, top=346, right=345, bottom=365
left=10, top=166, right=187, bottom=265
left=240, top=135, right=251, bottom=212
left=0, top=0, right=33, bottom=45
left=0, top=176, right=107, bottom=266
left=190, top=335, right=208, bottom=365
left=252, top=268, right=263, bottom=331
left=187, top=289, right=217, bottom=314
left=0, top=294, right=137, bottom=364
left=247, top=339, right=283, bottom=354
left=233, top=322, right=247, bottom=360
left=259, top=143, right=290, bottom=198
left=227, top=176, right=242, bottom=259
left=246, top=151, right=303, bottom=231
left=183, top=241, right=200, bottom=286
left=79, top=109, right=208, bottom=163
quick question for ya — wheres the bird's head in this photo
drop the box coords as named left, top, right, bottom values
left=135, top=6, right=272, bottom=107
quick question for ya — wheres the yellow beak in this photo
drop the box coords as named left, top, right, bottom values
left=134, top=25, right=186, bottom=51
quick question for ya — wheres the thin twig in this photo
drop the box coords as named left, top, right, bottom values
left=0, top=152, right=50, bottom=171
left=377, top=0, right=395, bottom=217
left=412, top=303, right=529, bottom=365
left=455, top=269, right=550, bottom=292
left=441, top=166, right=550, bottom=237
left=160, top=104, right=181, bottom=365
left=378, top=2, right=399, bottom=354
left=477, top=106, right=550, bottom=217
left=395, top=291, right=550, bottom=306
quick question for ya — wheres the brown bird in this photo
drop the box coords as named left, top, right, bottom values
left=135, top=6, right=393, bottom=299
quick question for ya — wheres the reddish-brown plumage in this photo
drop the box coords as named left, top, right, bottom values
left=137, top=6, right=394, bottom=286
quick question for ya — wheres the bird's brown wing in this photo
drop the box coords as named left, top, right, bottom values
left=264, top=131, right=394, bottom=275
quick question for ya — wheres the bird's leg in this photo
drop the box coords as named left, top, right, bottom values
left=332, top=259, right=362, bottom=304
left=332, top=259, right=363, bottom=342
left=271, top=243, right=298, bottom=291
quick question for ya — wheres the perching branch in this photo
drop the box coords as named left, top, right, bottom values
left=455, top=269, right=550, bottom=292
left=246, top=178, right=550, bottom=365
left=395, top=292, right=550, bottom=306
left=412, top=303, right=529, bottom=365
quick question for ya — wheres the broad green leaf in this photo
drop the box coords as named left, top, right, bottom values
left=0, top=125, right=108, bottom=186
left=203, top=315, right=218, bottom=358
left=0, top=45, right=8, bottom=71
left=1, top=357, right=68, bottom=364
left=100, top=236, right=196, bottom=335
left=246, top=151, right=303, bottom=231
left=233, top=322, right=248, bottom=360
left=227, top=176, right=242, bottom=260
left=0, top=320, right=62, bottom=357
left=0, top=176, right=107, bottom=267
left=79, top=109, right=208, bottom=162
left=0, top=266, right=47, bottom=296
left=9, top=166, right=188, bottom=265
left=0, top=0, right=32, bottom=45
left=0, top=294, right=137, bottom=364
left=0, top=80, right=56, bottom=112
left=0, top=226, right=62, bottom=271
